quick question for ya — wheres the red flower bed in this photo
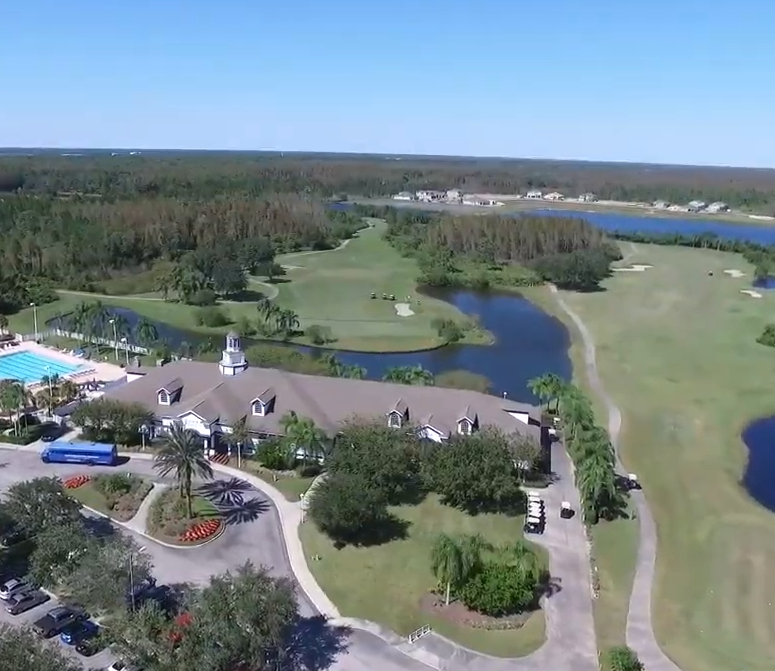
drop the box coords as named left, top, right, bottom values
left=178, top=519, right=222, bottom=543
left=63, top=475, right=91, bottom=489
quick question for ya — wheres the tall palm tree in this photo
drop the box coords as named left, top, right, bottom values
left=0, top=314, right=8, bottom=334
left=430, top=533, right=488, bottom=605
left=153, top=424, right=213, bottom=519
left=528, top=373, right=565, bottom=412
left=135, top=318, right=159, bottom=348
left=225, top=416, right=251, bottom=463
left=0, top=381, right=29, bottom=435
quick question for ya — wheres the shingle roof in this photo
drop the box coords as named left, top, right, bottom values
left=106, top=361, right=541, bottom=440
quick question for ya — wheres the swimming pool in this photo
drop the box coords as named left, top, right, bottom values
left=0, top=351, right=85, bottom=384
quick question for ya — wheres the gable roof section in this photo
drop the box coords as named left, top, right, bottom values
left=105, top=360, right=541, bottom=440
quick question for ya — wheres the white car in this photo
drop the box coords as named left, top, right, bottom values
left=0, top=577, right=28, bottom=601
left=108, top=662, right=140, bottom=671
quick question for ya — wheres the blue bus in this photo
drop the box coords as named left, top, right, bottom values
left=40, top=441, right=118, bottom=467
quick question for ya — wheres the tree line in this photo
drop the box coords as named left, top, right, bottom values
left=2, top=153, right=774, bottom=211
left=0, top=193, right=363, bottom=314
left=361, top=204, right=622, bottom=291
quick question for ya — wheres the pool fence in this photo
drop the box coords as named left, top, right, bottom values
left=19, top=329, right=151, bottom=355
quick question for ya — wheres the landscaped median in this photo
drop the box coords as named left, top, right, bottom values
left=65, top=472, right=153, bottom=522
left=146, top=488, right=224, bottom=546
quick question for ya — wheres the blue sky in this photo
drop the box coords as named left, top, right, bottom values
left=2, top=0, right=774, bottom=167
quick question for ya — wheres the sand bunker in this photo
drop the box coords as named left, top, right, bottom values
left=613, top=264, right=653, bottom=273
left=740, top=290, right=763, bottom=299
left=395, top=303, right=415, bottom=317
left=724, top=269, right=746, bottom=278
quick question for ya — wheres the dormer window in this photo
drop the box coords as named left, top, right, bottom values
left=458, top=419, right=472, bottom=435
left=252, top=401, right=266, bottom=417
left=388, top=411, right=403, bottom=429
left=158, top=390, right=170, bottom=406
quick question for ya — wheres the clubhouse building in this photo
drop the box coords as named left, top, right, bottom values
left=106, top=333, right=547, bottom=457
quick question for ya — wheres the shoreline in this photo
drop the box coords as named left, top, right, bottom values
left=352, top=197, right=775, bottom=227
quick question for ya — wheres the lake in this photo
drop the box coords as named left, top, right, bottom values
left=526, top=208, right=775, bottom=245
left=68, top=289, right=573, bottom=405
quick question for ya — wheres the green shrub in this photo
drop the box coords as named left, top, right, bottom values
left=757, top=324, right=775, bottom=347
left=606, top=646, right=644, bottom=671
left=306, top=324, right=334, bottom=345
left=196, top=306, right=229, bottom=327
left=94, top=473, right=133, bottom=496
left=459, top=562, right=538, bottom=617
left=188, top=289, right=217, bottom=306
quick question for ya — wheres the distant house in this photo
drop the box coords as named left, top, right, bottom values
left=544, top=192, right=565, bottom=201
left=706, top=201, right=729, bottom=213
left=463, top=196, right=501, bottom=207
left=416, top=190, right=446, bottom=202
left=687, top=200, right=707, bottom=212
left=446, top=189, right=463, bottom=202
left=578, top=192, right=597, bottom=202
left=653, top=200, right=670, bottom=209
left=526, top=190, right=543, bottom=199
left=393, top=191, right=414, bottom=201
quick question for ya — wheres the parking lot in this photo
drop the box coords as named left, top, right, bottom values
left=0, top=584, right=116, bottom=668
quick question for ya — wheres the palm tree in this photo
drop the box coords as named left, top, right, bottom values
left=153, top=424, right=214, bottom=519
left=577, top=449, right=618, bottom=523
left=0, top=314, right=8, bottom=334
left=430, top=533, right=488, bottom=605
left=382, top=365, right=434, bottom=386
left=280, top=411, right=328, bottom=465
left=277, top=309, right=300, bottom=338
left=0, top=381, right=29, bottom=435
left=528, top=373, right=565, bottom=412
left=225, top=416, right=251, bottom=464
left=494, top=540, right=543, bottom=583
left=135, top=318, right=159, bottom=348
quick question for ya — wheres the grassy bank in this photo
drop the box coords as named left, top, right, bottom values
left=545, top=243, right=775, bottom=671
left=299, top=494, right=546, bottom=658
left=68, top=473, right=153, bottom=522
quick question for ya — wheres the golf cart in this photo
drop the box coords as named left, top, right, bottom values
left=627, top=473, right=641, bottom=491
left=560, top=501, right=574, bottom=519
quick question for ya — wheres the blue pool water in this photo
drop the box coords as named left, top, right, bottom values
left=0, top=351, right=84, bottom=384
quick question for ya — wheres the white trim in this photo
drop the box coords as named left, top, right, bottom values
left=252, top=401, right=266, bottom=417
left=176, top=409, right=210, bottom=423
left=387, top=411, right=403, bottom=428
left=157, top=390, right=170, bottom=405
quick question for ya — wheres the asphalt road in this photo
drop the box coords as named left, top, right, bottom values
left=0, top=451, right=432, bottom=671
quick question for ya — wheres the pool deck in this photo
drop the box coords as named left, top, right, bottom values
left=0, top=341, right=126, bottom=388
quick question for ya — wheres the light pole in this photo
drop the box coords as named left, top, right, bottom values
left=30, top=302, right=38, bottom=341
left=129, top=545, right=147, bottom=611
left=109, top=319, right=118, bottom=360
left=120, top=337, right=129, bottom=365
left=140, top=423, right=149, bottom=450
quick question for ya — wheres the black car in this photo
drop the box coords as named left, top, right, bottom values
left=41, top=434, right=56, bottom=442
left=75, top=636, right=106, bottom=657
left=33, top=605, right=85, bottom=638
left=5, top=589, right=50, bottom=615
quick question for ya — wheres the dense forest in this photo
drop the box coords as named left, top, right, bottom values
left=359, top=204, right=621, bottom=291
left=2, top=153, right=775, bottom=210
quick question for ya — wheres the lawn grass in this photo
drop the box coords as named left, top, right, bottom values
left=299, top=494, right=547, bottom=657
left=269, top=219, right=492, bottom=351
left=6, top=220, right=491, bottom=353
left=546, top=243, right=775, bottom=671
left=523, top=283, right=640, bottom=657
left=68, top=475, right=153, bottom=522
left=239, top=461, right=314, bottom=501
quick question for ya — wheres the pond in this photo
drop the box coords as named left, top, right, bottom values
left=52, top=289, right=573, bottom=405
left=527, top=208, right=775, bottom=245
left=741, top=417, right=775, bottom=512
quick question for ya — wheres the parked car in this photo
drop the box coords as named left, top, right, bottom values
left=75, top=635, right=106, bottom=657
left=33, top=605, right=85, bottom=638
left=41, top=433, right=56, bottom=442
left=60, top=619, right=99, bottom=645
left=0, top=577, right=29, bottom=600
left=108, top=661, right=142, bottom=671
left=4, top=589, right=50, bottom=615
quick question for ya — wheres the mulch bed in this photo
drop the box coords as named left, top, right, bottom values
left=419, top=593, right=534, bottom=631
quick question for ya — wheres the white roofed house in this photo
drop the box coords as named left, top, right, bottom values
left=446, top=189, right=463, bottom=202
left=393, top=191, right=414, bottom=201
left=416, top=190, right=446, bottom=202
left=578, top=192, right=597, bottom=202
left=653, top=200, right=670, bottom=209
left=706, top=201, right=729, bottom=213
left=525, top=189, right=543, bottom=199
left=544, top=192, right=565, bottom=201
left=687, top=200, right=707, bottom=212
